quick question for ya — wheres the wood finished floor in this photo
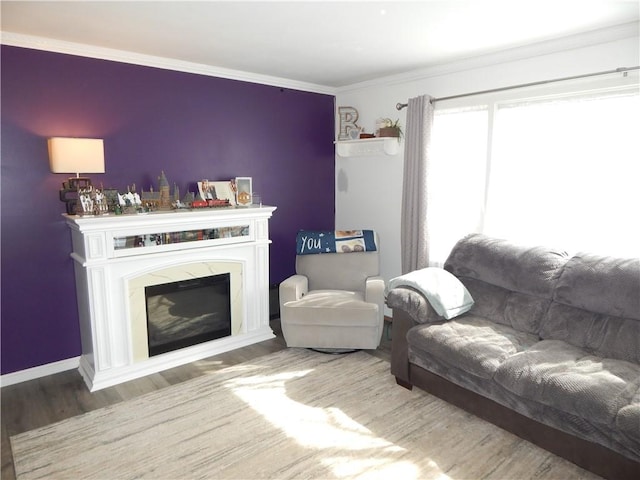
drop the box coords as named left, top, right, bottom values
left=1, top=320, right=391, bottom=480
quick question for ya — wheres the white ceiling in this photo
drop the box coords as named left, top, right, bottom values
left=2, top=1, right=639, bottom=88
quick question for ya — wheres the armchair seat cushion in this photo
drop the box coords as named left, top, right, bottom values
left=282, top=290, right=379, bottom=327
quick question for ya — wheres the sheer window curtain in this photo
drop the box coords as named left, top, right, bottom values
left=401, top=95, right=434, bottom=274
left=484, top=90, right=640, bottom=258
left=427, top=106, right=489, bottom=266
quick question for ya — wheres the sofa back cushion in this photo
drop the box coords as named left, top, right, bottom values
left=444, top=234, right=569, bottom=334
left=540, top=253, right=640, bottom=363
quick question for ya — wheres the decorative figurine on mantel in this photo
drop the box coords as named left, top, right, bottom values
left=174, top=190, right=195, bottom=209
left=77, top=185, right=109, bottom=216
left=112, top=172, right=234, bottom=214
left=118, top=184, right=143, bottom=214
left=141, top=171, right=174, bottom=211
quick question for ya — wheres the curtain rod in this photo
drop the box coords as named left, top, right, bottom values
left=395, top=65, right=640, bottom=110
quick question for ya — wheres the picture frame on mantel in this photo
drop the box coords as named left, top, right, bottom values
left=235, top=177, right=252, bottom=206
left=198, top=180, right=236, bottom=205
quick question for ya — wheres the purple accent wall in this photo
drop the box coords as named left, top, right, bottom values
left=1, top=45, right=335, bottom=375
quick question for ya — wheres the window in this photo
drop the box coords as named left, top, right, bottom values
left=428, top=84, right=640, bottom=264
left=428, top=106, right=488, bottom=266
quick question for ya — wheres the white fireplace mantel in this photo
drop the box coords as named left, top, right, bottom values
left=65, top=206, right=277, bottom=391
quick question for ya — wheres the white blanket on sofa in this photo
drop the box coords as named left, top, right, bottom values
left=387, top=267, right=474, bottom=320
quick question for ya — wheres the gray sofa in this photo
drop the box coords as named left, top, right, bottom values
left=388, top=234, right=640, bottom=479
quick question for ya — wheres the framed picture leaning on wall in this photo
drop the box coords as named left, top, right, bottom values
left=234, top=177, right=252, bottom=206
left=198, top=180, right=237, bottom=205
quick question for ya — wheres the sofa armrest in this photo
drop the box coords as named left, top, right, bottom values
left=390, top=307, right=418, bottom=386
left=365, top=275, right=385, bottom=322
left=279, top=275, right=308, bottom=309
left=386, top=286, right=442, bottom=324
left=388, top=287, right=443, bottom=387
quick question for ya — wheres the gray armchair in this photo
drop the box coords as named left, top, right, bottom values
left=279, top=233, right=385, bottom=350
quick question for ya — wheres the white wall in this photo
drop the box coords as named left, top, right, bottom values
left=335, top=32, right=639, bottom=310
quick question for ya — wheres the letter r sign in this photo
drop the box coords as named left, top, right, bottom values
left=338, top=106, right=359, bottom=141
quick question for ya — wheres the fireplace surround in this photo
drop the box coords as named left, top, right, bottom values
left=65, top=206, right=276, bottom=391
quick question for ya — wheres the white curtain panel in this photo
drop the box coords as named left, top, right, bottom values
left=401, top=95, right=434, bottom=274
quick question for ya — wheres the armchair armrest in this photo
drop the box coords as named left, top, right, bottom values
left=365, top=275, right=385, bottom=323
left=279, top=274, right=308, bottom=308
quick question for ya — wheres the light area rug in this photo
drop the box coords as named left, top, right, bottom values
left=11, top=349, right=600, bottom=480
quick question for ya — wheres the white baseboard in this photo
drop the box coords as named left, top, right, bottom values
left=0, top=357, right=81, bottom=388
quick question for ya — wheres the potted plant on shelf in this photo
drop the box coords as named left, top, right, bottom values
left=377, top=118, right=403, bottom=139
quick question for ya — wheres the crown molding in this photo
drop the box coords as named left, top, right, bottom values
left=2, top=21, right=636, bottom=96
left=0, top=31, right=337, bottom=96
left=337, top=22, right=640, bottom=93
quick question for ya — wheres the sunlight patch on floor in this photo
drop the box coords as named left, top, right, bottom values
left=326, top=456, right=420, bottom=479
left=225, top=368, right=432, bottom=479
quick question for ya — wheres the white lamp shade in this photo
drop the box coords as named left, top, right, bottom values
left=48, top=137, right=105, bottom=175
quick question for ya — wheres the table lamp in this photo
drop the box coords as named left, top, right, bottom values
left=48, top=137, right=105, bottom=214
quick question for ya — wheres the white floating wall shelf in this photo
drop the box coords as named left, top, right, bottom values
left=335, top=137, right=400, bottom=157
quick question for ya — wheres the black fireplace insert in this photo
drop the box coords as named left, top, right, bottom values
left=145, top=273, right=231, bottom=356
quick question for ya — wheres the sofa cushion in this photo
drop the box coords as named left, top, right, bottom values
left=406, top=315, right=539, bottom=379
left=494, top=340, right=640, bottom=426
left=444, top=234, right=568, bottom=333
left=540, top=303, right=640, bottom=364
left=541, top=253, right=640, bottom=363
left=462, top=277, right=551, bottom=335
left=553, top=253, right=640, bottom=320
left=617, top=385, right=640, bottom=446
left=444, top=233, right=569, bottom=298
